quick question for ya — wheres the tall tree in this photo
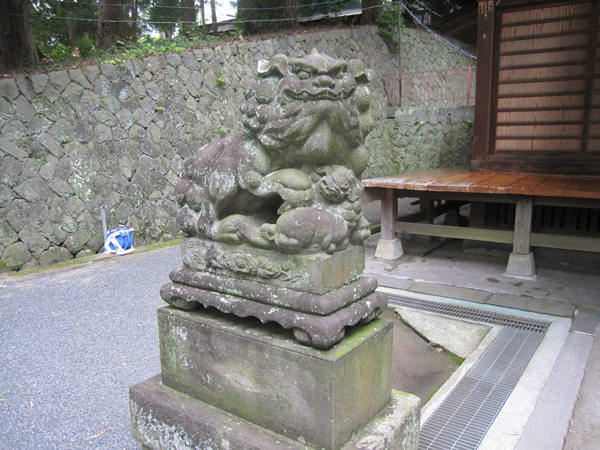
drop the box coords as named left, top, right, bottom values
left=1, top=0, right=40, bottom=70
left=148, top=0, right=180, bottom=39
left=210, top=0, right=218, bottom=34
left=361, top=0, right=378, bottom=25
left=200, top=0, right=206, bottom=34
left=181, top=0, right=196, bottom=36
left=97, top=0, right=126, bottom=49
left=287, top=0, right=299, bottom=28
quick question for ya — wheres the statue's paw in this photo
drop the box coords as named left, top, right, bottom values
left=278, top=186, right=314, bottom=205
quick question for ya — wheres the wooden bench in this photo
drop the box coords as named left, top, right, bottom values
left=362, top=166, right=600, bottom=280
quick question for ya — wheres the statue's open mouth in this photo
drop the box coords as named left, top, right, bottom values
left=282, top=86, right=356, bottom=103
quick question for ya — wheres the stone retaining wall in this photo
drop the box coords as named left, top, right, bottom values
left=0, top=25, right=475, bottom=272
left=385, top=106, right=474, bottom=174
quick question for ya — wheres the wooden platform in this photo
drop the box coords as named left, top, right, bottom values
left=362, top=166, right=600, bottom=279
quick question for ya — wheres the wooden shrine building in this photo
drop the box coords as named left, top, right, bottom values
left=363, top=0, right=600, bottom=279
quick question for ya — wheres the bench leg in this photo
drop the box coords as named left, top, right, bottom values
left=375, top=189, right=404, bottom=260
left=504, top=196, right=537, bottom=280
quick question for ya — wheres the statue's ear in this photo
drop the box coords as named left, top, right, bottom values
left=257, top=54, right=289, bottom=77
left=349, top=60, right=373, bottom=83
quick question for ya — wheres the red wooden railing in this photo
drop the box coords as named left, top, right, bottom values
left=383, top=67, right=476, bottom=108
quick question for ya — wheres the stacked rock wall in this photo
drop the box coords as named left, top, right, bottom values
left=0, top=25, right=475, bottom=272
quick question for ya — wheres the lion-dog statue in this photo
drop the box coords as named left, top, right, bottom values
left=175, top=50, right=374, bottom=253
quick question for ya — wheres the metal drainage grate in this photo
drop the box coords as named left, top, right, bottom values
left=385, top=294, right=549, bottom=450
left=388, top=294, right=550, bottom=333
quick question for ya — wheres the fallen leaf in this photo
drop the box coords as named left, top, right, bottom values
left=51, top=312, right=61, bottom=316
left=32, top=383, right=37, bottom=388
left=29, top=401, right=33, bottom=407
left=76, top=324, right=81, bottom=327
left=8, top=357, right=14, bottom=361
left=85, top=428, right=111, bottom=440
left=0, top=399, right=7, bottom=401
left=568, top=429, right=578, bottom=433
left=121, top=363, right=127, bottom=366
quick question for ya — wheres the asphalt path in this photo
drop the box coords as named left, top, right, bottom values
left=0, top=246, right=181, bottom=450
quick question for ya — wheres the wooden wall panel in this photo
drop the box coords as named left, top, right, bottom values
left=498, top=80, right=586, bottom=96
left=495, top=139, right=582, bottom=152
left=496, top=124, right=582, bottom=138
left=499, top=65, right=586, bottom=83
left=501, top=20, right=590, bottom=40
left=497, top=110, right=585, bottom=123
left=498, top=95, right=586, bottom=110
left=500, top=34, right=588, bottom=54
left=473, top=0, right=600, bottom=174
left=501, top=3, right=591, bottom=24
left=499, top=49, right=588, bottom=68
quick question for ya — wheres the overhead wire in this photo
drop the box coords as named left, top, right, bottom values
left=402, top=2, right=477, bottom=59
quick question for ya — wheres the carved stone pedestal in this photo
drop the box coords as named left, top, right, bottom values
left=130, top=307, right=420, bottom=450
left=160, top=238, right=387, bottom=349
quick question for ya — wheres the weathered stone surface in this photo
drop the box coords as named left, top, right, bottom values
left=39, top=220, right=69, bottom=245
left=48, top=70, right=71, bottom=93
left=167, top=267, right=378, bottom=315
left=0, top=241, right=31, bottom=270
left=181, top=238, right=365, bottom=294
left=30, top=74, right=50, bottom=94
left=18, top=229, right=50, bottom=257
left=0, top=79, right=20, bottom=100
left=39, top=245, right=72, bottom=267
left=0, top=158, right=23, bottom=187
left=0, top=137, right=28, bottom=160
left=61, top=83, right=84, bottom=102
left=0, top=220, right=18, bottom=247
left=68, top=68, right=92, bottom=89
left=64, top=228, right=92, bottom=254
left=157, top=307, right=393, bottom=450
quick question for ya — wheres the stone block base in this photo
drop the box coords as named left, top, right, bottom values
left=180, top=237, right=365, bottom=294
left=375, top=238, right=404, bottom=260
left=130, top=376, right=420, bottom=450
left=504, top=252, right=538, bottom=280
left=157, top=307, right=393, bottom=449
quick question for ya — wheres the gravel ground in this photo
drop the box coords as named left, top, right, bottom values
left=0, top=246, right=181, bottom=450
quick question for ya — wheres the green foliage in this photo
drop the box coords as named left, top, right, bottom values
left=75, top=38, right=95, bottom=58
left=48, top=43, right=72, bottom=60
left=32, top=0, right=98, bottom=51
left=236, top=0, right=351, bottom=33
left=377, top=0, right=400, bottom=51
left=59, top=136, right=72, bottom=145
left=155, top=107, right=166, bottom=113
left=148, top=0, right=181, bottom=39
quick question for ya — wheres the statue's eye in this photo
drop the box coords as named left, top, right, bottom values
left=297, top=70, right=310, bottom=80
left=334, top=70, right=344, bottom=80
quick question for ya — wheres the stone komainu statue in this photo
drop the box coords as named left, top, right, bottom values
left=162, top=51, right=387, bottom=349
left=175, top=51, right=374, bottom=253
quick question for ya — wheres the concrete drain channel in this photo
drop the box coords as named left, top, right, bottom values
left=387, top=294, right=551, bottom=450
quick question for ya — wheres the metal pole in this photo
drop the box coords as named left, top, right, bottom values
left=100, top=204, right=107, bottom=243
left=398, top=1, right=403, bottom=107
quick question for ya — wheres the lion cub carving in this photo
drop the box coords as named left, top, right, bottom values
left=175, top=51, right=374, bottom=253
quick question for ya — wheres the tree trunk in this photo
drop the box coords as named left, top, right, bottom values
left=361, top=0, right=378, bottom=25
left=130, top=0, right=138, bottom=42
left=97, top=0, right=125, bottom=50
left=181, top=0, right=196, bottom=36
left=286, top=0, right=299, bottom=28
left=200, top=0, right=206, bottom=35
left=0, top=0, right=40, bottom=70
left=211, top=0, right=218, bottom=34
left=67, top=10, right=78, bottom=50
